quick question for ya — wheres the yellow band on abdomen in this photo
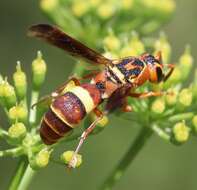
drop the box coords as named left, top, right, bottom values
left=68, top=86, right=94, bottom=113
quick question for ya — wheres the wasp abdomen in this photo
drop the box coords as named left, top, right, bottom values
left=40, top=84, right=102, bottom=145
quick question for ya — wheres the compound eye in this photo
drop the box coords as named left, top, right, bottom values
left=156, top=67, right=163, bottom=82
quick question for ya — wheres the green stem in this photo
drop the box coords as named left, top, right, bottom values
left=29, top=91, right=39, bottom=134
left=0, top=147, right=23, bottom=157
left=151, top=124, right=170, bottom=141
left=8, top=158, right=35, bottom=190
left=100, top=126, right=153, bottom=190
left=168, top=112, right=194, bottom=122
left=17, top=165, right=35, bottom=190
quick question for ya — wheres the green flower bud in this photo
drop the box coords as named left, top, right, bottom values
left=172, top=121, right=190, bottom=143
left=90, top=114, right=109, bottom=128
left=192, top=115, right=197, bottom=134
left=120, top=33, right=144, bottom=57
left=61, top=151, right=82, bottom=168
left=31, top=149, right=51, bottom=170
left=165, top=89, right=178, bottom=106
left=32, top=51, right=47, bottom=90
left=8, top=122, right=27, bottom=142
left=179, top=45, right=193, bottom=81
left=128, top=32, right=145, bottom=56
left=89, top=0, right=101, bottom=7
left=154, top=32, right=171, bottom=64
left=178, top=88, right=193, bottom=107
left=72, top=0, right=90, bottom=17
left=97, top=3, right=115, bottom=19
left=103, top=32, right=120, bottom=51
left=0, top=78, right=17, bottom=108
left=151, top=98, right=165, bottom=114
left=40, top=0, right=58, bottom=12
left=163, top=67, right=181, bottom=89
left=122, top=0, right=134, bottom=9
left=8, top=103, right=28, bottom=123
left=142, top=0, right=175, bottom=14
left=13, top=62, right=27, bottom=100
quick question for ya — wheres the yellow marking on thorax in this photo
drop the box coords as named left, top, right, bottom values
left=61, top=80, right=77, bottom=94
left=68, top=86, right=95, bottom=113
left=50, top=105, right=75, bottom=128
left=108, top=65, right=126, bottom=84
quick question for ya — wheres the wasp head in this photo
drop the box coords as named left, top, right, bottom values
left=142, top=52, right=164, bottom=83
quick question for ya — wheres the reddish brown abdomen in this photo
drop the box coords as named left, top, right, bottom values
left=40, top=84, right=101, bottom=145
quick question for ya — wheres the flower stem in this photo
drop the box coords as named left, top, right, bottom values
left=29, top=91, right=39, bottom=126
left=17, top=165, right=35, bottom=190
left=100, top=126, right=153, bottom=190
left=8, top=158, right=31, bottom=190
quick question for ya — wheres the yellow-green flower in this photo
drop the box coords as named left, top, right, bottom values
left=173, top=122, right=190, bottom=143
left=151, top=98, right=165, bottom=114
left=61, top=151, right=82, bottom=168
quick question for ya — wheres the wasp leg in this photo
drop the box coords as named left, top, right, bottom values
left=32, top=77, right=80, bottom=108
left=93, top=107, right=104, bottom=117
left=129, top=91, right=164, bottom=99
left=68, top=115, right=104, bottom=168
left=163, top=64, right=175, bottom=82
left=121, top=98, right=132, bottom=112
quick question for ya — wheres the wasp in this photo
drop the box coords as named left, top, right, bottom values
left=28, top=24, right=174, bottom=167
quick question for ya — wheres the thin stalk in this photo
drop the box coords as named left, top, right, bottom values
left=8, top=158, right=35, bottom=190
left=0, top=147, right=23, bottom=157
left=17, top=165, right=35, bottom=190
left=168, top=112, right=194, bottom=122
left=100, top=126, right=153, bottom=190
left=29, top=91, right=39, bottom=125
left=29, top=90, right=39, bottom=133
left=8, top=158, right=28, bottom=190
left=151, top=124, right=170, bottom=141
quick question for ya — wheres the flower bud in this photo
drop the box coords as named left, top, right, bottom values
left=178, top=88, right=192, bottom=107
left=89, top=0, right=101, bottom=7
left=8, top=122, right=27, bottom=142
left=0, top=78, right=17, bottom=108
left=40, top=0, right=58, bottom=12
left=154, top=32, right=171, bottom=64
left=128, top=32, right=145, bottom=56
left=165, top=89, right=178, bottom=106
left=13, top=62, right=27, bottom=100
left=179, top=45, right=193, bottom=81
left=103, top=32, right=120, bottom=51
left=192, top=115, right=197, bottom=134
left=31, top=149, right=51, bottom=170
left=8, top=103, right=28, bottom=123
left=61, top=151, right=82, bottom=168
left=97, top=3, right=115, bottom=19
left=32, top=51, right=47, bottom=90
left=142, top=0, right=175, bottom=14
left=72, top=0, right=90, bottom=17
left=90, top=113, right=109, bottom=128
left=172, top=121, right=190, bottom=143
left=151, top=98, right=165, bottom=114
left=122, top=0, right=134, bottom=10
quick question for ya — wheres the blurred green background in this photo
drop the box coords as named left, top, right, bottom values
left=0, top=0, right=197, bottom=190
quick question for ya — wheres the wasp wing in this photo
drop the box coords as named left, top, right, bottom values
left=28, top=24, right=111, bottom=65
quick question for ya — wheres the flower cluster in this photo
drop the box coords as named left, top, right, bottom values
left=0, top=52, right=84, bottom=171
left=40, top=0, right=175, bottom=46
